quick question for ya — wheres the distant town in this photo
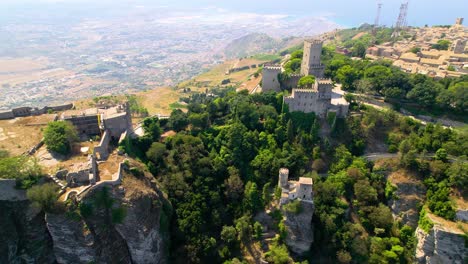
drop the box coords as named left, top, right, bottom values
left=366, top=18, right=467, bottom=78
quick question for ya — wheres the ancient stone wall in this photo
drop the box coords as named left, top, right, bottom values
left=0, top=103, right=73, bottom=120
left=261, top=66, right=281, bottom=92
left=281, top=74, right=302, bottom=90
left=94, top=130, right=111, bottom=160
left=284, top=89, right=330, bottom=117
left=0, top=110, right=14, bottom=120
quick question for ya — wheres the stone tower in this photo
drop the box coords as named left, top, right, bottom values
left=278, top=168, right=289, bottom=188
left=455, top=17, right=464, bottom=26
left=452, top=39, right=467, bottom=54
left=262, top=65, right=282, bottom=92
left=300, top=39, right=325, bottom=78
left=316, top=79, right=333, bottom=100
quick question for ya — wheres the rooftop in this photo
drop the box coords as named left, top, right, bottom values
left=298, top=177, right=313, bottom=185
left=63, top=108, right=98, bottom=118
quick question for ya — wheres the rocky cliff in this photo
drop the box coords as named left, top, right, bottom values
left=0, top=180, right=55, bottom=264
left=387, top=170, right=426, bottom=228
left=282, top=201, right=314, bottom=256
left=415, top=225, right=467, bottom=264
left=1, top=160, right=171, bottom=264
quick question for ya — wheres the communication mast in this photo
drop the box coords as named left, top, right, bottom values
left=372, top=2, right=383, bottom=36
left=392, top=1, right=409, bottom=38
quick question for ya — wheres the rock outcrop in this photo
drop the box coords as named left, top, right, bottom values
left=415, top=225, right=467, bottom=264
left=455, top=210, right=468, bottom=222
left=282, top=201, right=314, bottom=256
left=45, top=213, right=97, bottom=263
left=0, top=159, right=171, bottom=264
left=0, top=200, right=55, bottom=264
left=388, top=171, right=426, bottom=227
left=46, top=161, right=171, bottom=264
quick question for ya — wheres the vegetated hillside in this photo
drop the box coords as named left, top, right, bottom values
left=224, top=33, right=302, bottom=59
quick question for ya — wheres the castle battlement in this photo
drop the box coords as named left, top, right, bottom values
left=317, top=79, right=333, bottom=85
left=289, top=73, right=304, bottom=78
left=291, top=89, right=316, bottom=94
left=305, top=39, right=323, bottom=45
left=263, top=65, right=282, bottom=71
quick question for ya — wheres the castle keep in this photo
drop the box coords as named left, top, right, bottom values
left=284, top=79, right=349, bottom=118
left=300, top=39, right=325, bottom=78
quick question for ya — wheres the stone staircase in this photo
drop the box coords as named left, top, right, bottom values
left=48, top=174, right=67, bottom=192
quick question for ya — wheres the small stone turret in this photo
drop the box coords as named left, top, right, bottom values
left=316, top=79, right=333, bottom=100
left=262, top=65, right=282, bottom=92
left=278, top=168, right=289, bottom=188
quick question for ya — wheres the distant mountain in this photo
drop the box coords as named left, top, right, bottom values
left=224, top=33, right=303, bottom=59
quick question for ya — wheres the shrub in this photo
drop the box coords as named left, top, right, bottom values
left=79, top=202, right=93, bottom=218
left=283, top=200, right=303, bottom=214
left=418, top=208, right=434, bottom=233
left=111, top=207, right=127, bottom=224
left=26, top=183, right=59, bottom=212
left=265, top=243, right=290, bottom=264
left=43, top=121, right=78, bottom=155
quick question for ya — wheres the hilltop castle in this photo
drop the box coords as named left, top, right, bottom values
left=261, top=39, right=349, bottom=118
left=278, top=168, right=313, bottom=205
left=284, top=79, right=349, bottom=118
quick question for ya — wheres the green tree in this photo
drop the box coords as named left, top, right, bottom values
left=298, top=75, right=316, bottom=88
left=336, top=65, right=359, bottom=90
left=43, top=121, right=78, bottom=155
left=168, top=109, right=189, bottom=131
left=286, top=120, right=294, bottom=143
left=435, top=148, right=448, bottom=161
left=262, top=182, right=272, bottom=206
left=142, top=117, right=162, bottom=141
left=447, top=159, right=468, bottom=189
left=368, top=204, right=394, bottom=230
left=146, top=142, right=166, bottom=166
left=243, top=181, right=262, bottom=213
left=407, top=81, right=440, bottom=107
left=224, top=167, right=244, bottom=202
left=26, top=183, right=59, bottom=212
left=221, top=225, right=238, bottom=245
left=265, top=243, right=290, bottom=264
left=410, top=47, right=421, bottom=54
left=284, top=58, right=302, bottom=74
left=290, top=50, right=303, bottom=59
left=0, top=156, right=42, bottom=180
left=253, top=221, right=263, bottom=240
left=431, top=39, right=451, bottom=50
left=235, top=215, right=252, bottom=241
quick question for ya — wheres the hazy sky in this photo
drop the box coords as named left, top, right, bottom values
left=1, top=0, right=467, bottom=27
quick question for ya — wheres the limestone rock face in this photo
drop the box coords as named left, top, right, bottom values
left=389, top=181, right=426, bottom=228
left=46, top=165, right=171, bottom=264
left=415, top=226, right=467, bottom=264
left=115, top=191, right=168, bottom=264
left=282, top=201, right=314, bottom=256
left=455, top=210, right=468, bottom=222
left=45, top=213, right=96, bottom=263
left=0, top=200, right=55, bottom=264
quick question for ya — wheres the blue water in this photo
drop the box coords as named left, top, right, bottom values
left=1, top=0, right=466, bottom=27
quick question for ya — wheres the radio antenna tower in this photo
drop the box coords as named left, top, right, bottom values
left=392, top=1, right=409, bottom=38
left=372, top=2, right=383, bottom=36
